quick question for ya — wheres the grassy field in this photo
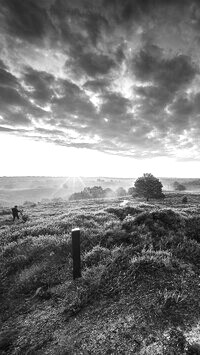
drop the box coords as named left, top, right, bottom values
left=0, top=176, right=134, bottom=205
left=1, top=175, right=200, bottom=206
left=0, top=192, right=200, bottom=354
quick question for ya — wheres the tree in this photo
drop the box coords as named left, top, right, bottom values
left=115, top=187, right=127, bottom=197
left=103, top=188, right=115, bottom=198
left=84, top=186, right=104, bottom=198
left=134, top=173, right=164, bottom=201
left=128, top=187, right=137, bottom=196
left=69, top=186, right=108, bottom=201
left=173, top=181, right=186, bottom=191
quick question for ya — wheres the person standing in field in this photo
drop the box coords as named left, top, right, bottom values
left=11, top=205, right=21, bottom=222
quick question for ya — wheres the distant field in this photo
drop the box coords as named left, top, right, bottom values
left=1, top=176, right=200, bottom=206
left=0, top=176, right=133, bottom=205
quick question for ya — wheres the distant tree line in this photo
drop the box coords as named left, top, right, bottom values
left=69, top=186, right=127, bottom=201
left=173, top=181, right=186, bottom=191
left=68, top=173, right=166, bottom=202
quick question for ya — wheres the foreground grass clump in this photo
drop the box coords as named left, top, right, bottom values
left=0, top=196, right=200, bottom=354
left=82, top=245, right=111, bottom=267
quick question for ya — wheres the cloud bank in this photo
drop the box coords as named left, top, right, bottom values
left=0, top=0, right=200, bottom=160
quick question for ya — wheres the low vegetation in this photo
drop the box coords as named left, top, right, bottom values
left=69, top=185, right=127, bottom=201
left=174, top=181, right=187, bottom=191
left=0, top=192, right=200, bottom=354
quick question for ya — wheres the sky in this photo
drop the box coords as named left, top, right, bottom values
left=0, top=0, right=200, bottom=177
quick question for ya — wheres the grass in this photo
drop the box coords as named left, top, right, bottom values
left=0, top=192, right=200, bottom=354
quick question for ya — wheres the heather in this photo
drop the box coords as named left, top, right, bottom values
left=0, top=193, right=200, bottom=354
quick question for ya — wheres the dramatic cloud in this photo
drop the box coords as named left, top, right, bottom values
left=132, top=45, right=197, bottom=93
left=83, top=79, right=109, bottom=93
left=68, top=52, right=116, bottom=77
left=23, top=67, right=55, bottom=104
left=0, top=0, right=200, bottom=160
left=1, top=0, right=53, bottom=41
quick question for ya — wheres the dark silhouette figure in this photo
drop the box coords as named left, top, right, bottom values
left=12, top=206, right=21, bottom=222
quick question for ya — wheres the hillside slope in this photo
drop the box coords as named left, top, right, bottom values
left=0, top=194, right=200, bottom=354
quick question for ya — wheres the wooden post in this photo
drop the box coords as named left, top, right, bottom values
left=72, top=228, right=81, bottom=279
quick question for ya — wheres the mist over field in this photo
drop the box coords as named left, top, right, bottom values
left=0, top=176, right=132, bottom=206
left=1, top=176, right=200, bottom=206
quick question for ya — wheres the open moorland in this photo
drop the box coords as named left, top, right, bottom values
left=1, top=176, right=200, bottom=206
left=0, top=176, right=134, bottom=206
left=1, top=192, right=200, bottom=354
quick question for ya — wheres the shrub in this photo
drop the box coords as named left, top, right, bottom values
left=80, top=227, right=104, bottom=251
left=159, top=289, right=188, bottom=314
left=82, top=264, right=106, bottom=295
left=131, top=249, right=178, bottom=275
left=102, top=220, right=131, bottom=246
left=17, top=261, right=50, bottom=293
left=132, top=209, right=186, bottom=231
left=62, top=264, right=106, bottom=319
left=122, top=211, right=189, bottom=251
left=5, top=254, right=29, bottom=275
left=23, top=201, right=37, bottom=207
left=69, top=186, right=113, bottom=200
left=105, top=206, right=144, bottom=220
left=186, top=342, right=200, bottom=355
left=82, top=245, right=111, bottom=268
left=1, top=234, right=71, bottom=277
left=174, top=182, right=186, bottom=191
left=115, top=187, right=127, bottom=197
left=0, top=208, right=11, bottom=216
left=0, top=329, right=18, bottom=352
left=185, top=216, right=200, bottom=242
left=16, top=254, right=71, bottom=295
left=127, top=187, right=137, bottom=196
left=162, top=328, right=187, bottom=354
left=172, top=238, right=200, bottom=267
left=182, top=196, right=188, bottom=204
left=99, top=246, right=134, bottom=296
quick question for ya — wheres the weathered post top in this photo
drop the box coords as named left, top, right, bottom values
left=72, top=228, right=80, bottom=232
left=72, top=228, right=81, bottom=280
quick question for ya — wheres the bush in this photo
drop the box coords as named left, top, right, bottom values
left=0, top=329, right=18, bottom=352
left=17, top=261, right=50, bottom=293
left=186, top=342, right=200, bottom=355
left=127, top=187, right=137, bottom=196
left=159, top=288, right=188, bottom=315
left=105, top=206, right=144, bottom=220
left=162, top=328, right=187, bottom=354
left=82, top=264, right=106, bottom=295
left=23, top=201, right=37, bottom=207
left=131, top=249, right=178, bottom=275
left=102, top=220, right=131, bottom=246
left=69, top=186, right=112, bottom=200
left=174, top=182, right=186, bottom=191
left=0, top=208, right=11, bottom=216
left=62, top=264, right=106, bottom=319
left=186, top=216, right=200, bottom=242
left=115, top=187, right=127, bottom=197
left=16, top=254, right=71, bottom=295
left=126, top=209, right=186, bottom=233
left=99, top=246, right=134, bottom=296
left=82, top=245, right=111, bottom=268
left=182, top=196, right=188, bottom=204
left=1, top=234, right=71, bottom=277
left=172, top=238, right=200, bottom=267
